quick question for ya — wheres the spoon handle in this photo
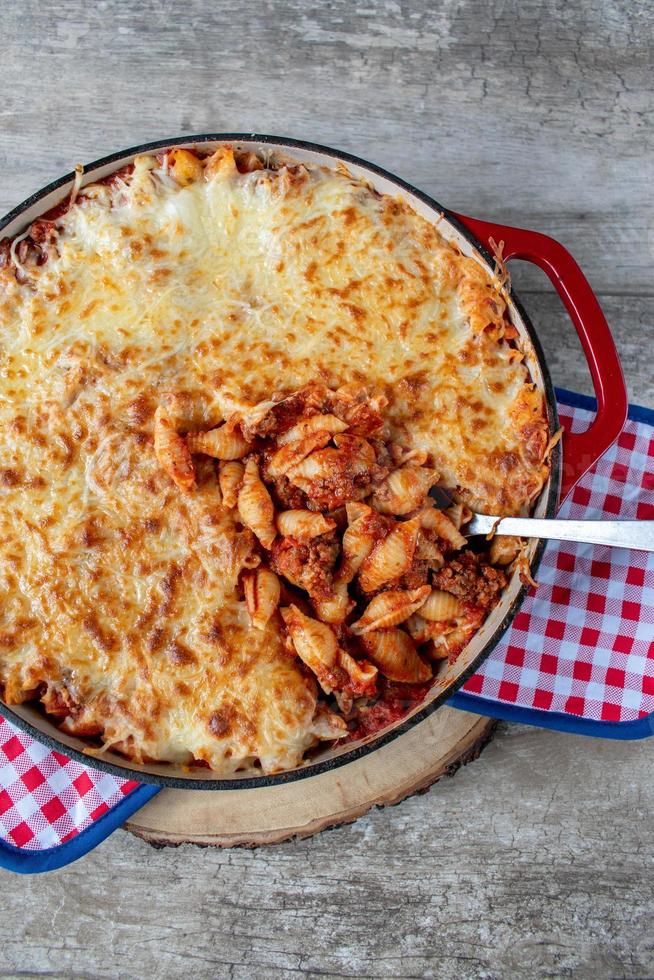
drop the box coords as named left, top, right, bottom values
left=467, top=516, right=654, bottom=553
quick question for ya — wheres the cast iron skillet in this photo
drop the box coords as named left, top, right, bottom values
left=0, top=135, right=627, bottom=788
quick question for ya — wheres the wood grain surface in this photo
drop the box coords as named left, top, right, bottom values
left=124, top=711, right=496, bottom=848
left=0, top=1, right=652, bottom=977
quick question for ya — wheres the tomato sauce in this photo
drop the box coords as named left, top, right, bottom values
left=345, top=679, right=433, bottom=743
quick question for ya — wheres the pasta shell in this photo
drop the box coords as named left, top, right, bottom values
left=338, top=650, right=378, bottom=695
left=489, top=534, right=521, bottom=566
left=338, top=504, right=376, bottom=584
left=350, top=585, right=431, bottom=634
left=204, top=146, right=238, bottom=179
left=237, top=384, right=329, bottom=440
left=242, top=566, right=281, bottom=630
left=226, top=395, right=276, bottom=426
left=371, top=465, right=440, bottom=515
left=277, top=413, right=348, bottom=446
left=405, top=613, right=434, bottom=644
left=418, top=589, right=462, bottom=622
left=153, top=406, right=196, bottom=492
left=359, top=628, right=432, bottom=683
left=167, top=148, right=203, bottom=186
left=237, top=458, right=276, bottom=549
left=390, top=444, right=429, bottom=466
left=288, top=435, right=376, bottom=506
left=325, top=382, right=369, bottom=416
left=310, top=703, right=348, bottom=739
left=312, top=580, right=355, bottom=624
left=444, top=502, right=473, bottom=530
left=358, top=516, right=421, bottom=593
left=280, top=605, right=339, bottom=685
left=331, top=381, right=370, bottom=403
left=280, top=605, right=338, bottom=665
left=418, top=506, right=466, bottom=549
left=414, top=533, right=444, bottom=567
left=218, top=460, right=244, bottom=509
left=286, top=447, right=334, bottom=484
left=267, top=430, right=332, bottom=479
left=276, top=510, right=336, bottom=540
left=345, top=501, right=370, bottom=524
left=187, top=422, right=251, bottom=460
left=340, top=399, right=386, bottom=436
left=429, top=627, right=470, bottom=663
left=161, top=390, right=222, bottom=431
left=327, top=385, right=387, bottom=428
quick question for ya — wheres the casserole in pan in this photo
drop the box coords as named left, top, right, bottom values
left=0, top=135, right=626, bottom=788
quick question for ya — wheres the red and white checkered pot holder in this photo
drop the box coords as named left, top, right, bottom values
left=457, top=395, right=654, bottom=726
left=0, top=728, right=148, bottom=854
left=0, top=391, right=652, bottom=871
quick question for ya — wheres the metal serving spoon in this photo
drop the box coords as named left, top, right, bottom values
left=429, top=488, right=654, bottom=553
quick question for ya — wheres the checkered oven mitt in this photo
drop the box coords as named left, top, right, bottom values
left=0, top=713, right=158, bottom=871
left=459, top=395, right=654, bottom=725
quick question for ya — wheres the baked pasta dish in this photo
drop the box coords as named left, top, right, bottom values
left=0, top=146, right=550, bottom=774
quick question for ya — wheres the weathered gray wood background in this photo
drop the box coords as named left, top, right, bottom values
left=1, top=1, right=652, bottom=977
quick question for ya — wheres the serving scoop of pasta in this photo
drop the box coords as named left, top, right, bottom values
left=154, top=382, right=513, bottom=728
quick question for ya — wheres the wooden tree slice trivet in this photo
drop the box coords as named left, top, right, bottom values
left=124, top=707, right=495, bottom=849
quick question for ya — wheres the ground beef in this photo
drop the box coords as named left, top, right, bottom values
left=242, top=383, right=328, bottom=441
left=432, top=551, right=507, bottom=611
left=270, top=533, right=340, bottom=600
left=370, top=559, right=431, bottom=595
left=396, top=560, right=431, bottom=591
left=270, top=474, right=308, bottom=510
left=340, top=400, right=385, bottom=436
left=294, top=435, right=386, bottom=510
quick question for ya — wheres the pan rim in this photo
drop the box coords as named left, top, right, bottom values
left=0, top=133, right=560, bottom=789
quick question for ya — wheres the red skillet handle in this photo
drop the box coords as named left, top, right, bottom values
left=451, top=212, right=627, bottom=502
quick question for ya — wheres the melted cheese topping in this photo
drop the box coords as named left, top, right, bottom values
left=0, top=150, right=548, bottom=772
